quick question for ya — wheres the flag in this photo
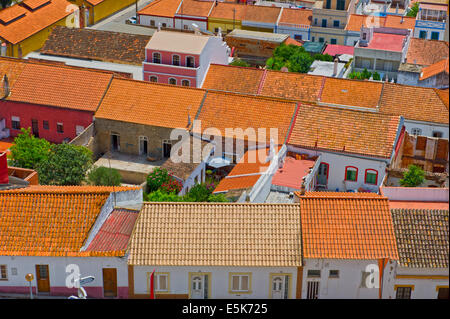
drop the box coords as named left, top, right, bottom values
left=150, top=269, right=155, bottom=299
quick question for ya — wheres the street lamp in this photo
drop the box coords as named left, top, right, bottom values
left=25, top=273, right=34, bottom=299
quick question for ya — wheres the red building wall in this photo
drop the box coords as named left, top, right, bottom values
left=0, top=101, right=94, bottom=144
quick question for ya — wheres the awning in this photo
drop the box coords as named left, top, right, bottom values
left=207, top=156, right=232, bottom=169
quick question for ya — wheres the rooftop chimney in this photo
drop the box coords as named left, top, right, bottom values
left=333, top=58, right=339, bottom=77
left=0, top=152, right=9, bottom=185
left=2, top=74, right=9, bottom=98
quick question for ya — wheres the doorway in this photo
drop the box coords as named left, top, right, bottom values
left=31, top=119, right=39, bottom=138
left=271, top=275, right=290, bottom=299
left=111, top=133, right=120, bottom=151
left=316, top=162, right=329, bottom=187
left=438, top=287, right=449, bottom=299
left=139, top=136, right=148, bottom=156
left=102, top=268, right=117, bottom=298
left=307, top=281, right=319, bottom=299
left=190, top=274, right=209, bottom=299
left=35, top=265, right=50, bottom=293
left=163, top=140, right=172, bottom=158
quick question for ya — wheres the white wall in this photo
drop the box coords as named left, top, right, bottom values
left=404, top=120, right=449, bottom=139
left=394, top=266, right=449, bottom=299
left=276, top=26, right=310, bottom=41
left=302, top=259, right=397, bottom=299
left=139, top=15, right=174, bottom=28
left=132, top=265, right=298, bottom=299
left=288, top=146, right=388, bottom=192
left=381, top=186, right=449, bottom=202
left=174, top=17, right=208, bottom=32
left=197, top=36, right=230, bottom=87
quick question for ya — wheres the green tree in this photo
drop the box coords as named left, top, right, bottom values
left=399, top=165, right=425, bottom=187
left=37, top=143, right=93, bottom=185
left=144, top=190, right=182, bottom=202
left=266, top=44, right=314, bottom=73
left=146, top=167, right=170, bottom=192
left=361, top=68, right=372, bottom=79
left=87, top=166, right=122, bottom=186
left=406, top=2, right=419, bottom=17
left=9, top=128, right=51, bottom=169
left=372, top=72, right=381, bottom=81
left=229, top=59, right=250, bottom=67
left=207, top=193, right=229, bottom=202
left=313, top=53, right=334, bottom=62
left=184, top=183, right=211, bottom=202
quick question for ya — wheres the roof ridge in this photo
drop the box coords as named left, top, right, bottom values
left=142, top=201, right=302, bottom=206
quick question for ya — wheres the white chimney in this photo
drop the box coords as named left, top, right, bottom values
left=333, top=58, right=338, bottom=77
left=2, top=74, right=9, bottom=97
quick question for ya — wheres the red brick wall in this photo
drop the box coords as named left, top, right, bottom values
left=0, top=101, right=94, bottom=144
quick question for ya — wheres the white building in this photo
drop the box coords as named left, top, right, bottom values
left=413, top=2, right=448, bottom=41
left=127, top=202, right=303, bottom=299
left=0, top=185, right=142, bottom=298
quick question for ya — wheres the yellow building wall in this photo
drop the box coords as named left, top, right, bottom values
left=8, top=12, right=77, bottom=58
left=241, top=25, right=273, bottom=33
left=208, top=18, right=242, bottom=34
left=91, top=0, right=136, bottom=24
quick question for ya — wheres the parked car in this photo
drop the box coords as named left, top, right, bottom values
left=127, top=16, right=137, bottom=24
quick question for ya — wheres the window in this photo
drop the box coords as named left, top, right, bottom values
left=149, top=75, right=158, bottom=82
left=183, top=25, right=188, bottom=30
left=333, top=20, right=340, bottom=28
left=168, top=78, right=177, bottom=85
left=314, top=18, right=317, bottom=26
left=345, top=166, right=358, bottom=182
left=307, top=270, right=321, bottom=278
left=354, top=40, right=358, bottom=46
left=162, top=23, right=167, bottom=28
left=329, top=270, right=339, bottom=278
left=419, top=30, right=427, bottom=39
left=148, top=273, right=169, bottom=292
left=186, top=56, right=195, bottom=68
left=11, top=268, right=17, bottom=276
left=365, top=169, right=378, bottom=185
left=325, top=0, right=331, bottom=9
left=330, top=38, right=337, bottom=44
left=336, top=0, right=346, bottom=10
left=163, top=140, right=172, bottom=158
left=181, top=79, right=190, bottom=87
left=0, top=265, right=7, bottom=280
left=321, top=19, right=327, bottom=27
left=384, top=61, right=393, bottom=72
left=76, top=125, right=84, bottom=135
left=172, top=54, right=180, bottom=66
left=43, top=120, right=49, bottom=130
left=312, top=36, right=315, bottom=42
left=153, top=52, right=161, bottom=63
left=411, top=128, right=422, bottom=136
left=57, top=122, right=63, bottom=133
left=319, top=37, right=325, bottom=43
left=433, top=131, right=443, bottom=138
left=214, top=28, right=219, bottom=33
left=229, top=273, right=251, bottom=293
left=396, top=286, right=412, bottom=299
left=150, top=20, right=155, bottom=27
left=294, top=34, right=302, bottom=40
left=362, top=33, right=367, bottom=40
left=431, top=32, right=440, bottom=40
left=11, top=116, right=20, bottom=130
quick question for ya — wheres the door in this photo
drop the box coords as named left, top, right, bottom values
left=35, top=265, right=50, bottom=293
left=271, top=275, right=289, bottom=299
left=139, top=137, right=148, bottom=156
left=316, top=163, right=329, bottom=186
left=111, top=134, right=120, bottom=151
left=31, top=119, right=39, bottom=138
left=102, top=268, right=117, bottom=298
left=438, top=287, right=449, bottom=299
left=191, top=275, right=205, bottom=299
left=307, top=281, right=319, bottom=299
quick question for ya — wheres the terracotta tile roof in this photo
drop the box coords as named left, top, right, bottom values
left=0, top=191, right=125, bottom=257
left=383, top=15, right=416, bottom=30
left=0, top=185, right=140, bottom=193
left=86, top=208, right=139, bottom=253
left=86, top=0, right=104, bottom=5
left=95, top=78, right=205, bottom=128
left=201, top=64, right=264, bottom=95
left=406, top=38, right=449, bottom=66
left=345, top=14, right=415, bottom=31
left=176, top=0, right=214, bottom=17
left=345, top=14, right=376, bottom=31
left=0, top=0, right=74, bottom=44
left=259, top=70, right=323, bottom=101
left=213, top=174, right=262, bottom=193
left=243, top=5, right=281, bottom=24
left=22, top=0, right=52, bottom=10
left=298, top=194, right=398, bottom=260
left=6, top=61, right=113, bottom=112
left=0, top=57, right=27, bottom=97
left=419, top=58, right=449, bottom=80
left=195, top=90, right=298, bottom=144
left=284, top=37, right=303, bottom=46
left=379, top=83, right=449, bottom=124
left=391, top=208, right=449, bottom=268
left=40, top=26, right=151, bottom=65
left=288, top=104, right=401, bottom=158
left=227, top=147, right=277, bottom=177
left=278, top=8, right=312, bottom=26
left=127, top=202, right=302, bottom=266
left=320, top=78, right=383, bottom=109
left=209, top=2, right=247, bottom=20
left=435, top=88, right=449, bottom=109
left=138, top=0, right=182, bottom=18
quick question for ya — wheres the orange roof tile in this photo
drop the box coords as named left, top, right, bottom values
left=284, top=37, right=303, bottom=46
left=95, top=78, right=205, bottom=129
left=0, top=191, right=127, bottom=257
left=298, top=194, right=399, bottom=260
left=320, top=78, right=383, bottom=109
left=419, top=58, right=449, bottom=80
left=202, top=64, right=264, bottom=95
left=435, top=88, right=449, bottom=109
left=0, top=185, right=140, bottom=193
left=195, top=90, right=297, bottom=144
left=213, top=174, right=262, bottom=193
left=0, top=57, right=27, bottom=96
left=138, top=0, right=182, bottom=18
left=86, top=0, right=104, bottom=5
left=209, top=2, right=247, bottom=20
left=288, top=104, right=401, bottom=158
left=278, top=8, right=312, bottom=26
left=345, top=14, right=415, bottom=31
left=379, top=83, right=449, bottom=124
left=383, top=15, right=416, bottom=30
left=406, top=38, right=449, bottom=66
left=243, top=5, right=281, bottom=24
left=345, top=14, right=379, bottom=31
left=176, top=0, right=214, bottom=17
left=227, top=147, right=278, bottom=177
left=128, top=202, right=303, bottom=266
left=6, top=61, right=113, bottom=112
left=0, top=0, right=75, bottom=44
left=22, top=0, right=51, bottom=10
